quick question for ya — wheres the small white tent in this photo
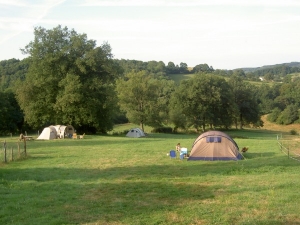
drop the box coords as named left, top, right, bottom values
left=126, top=128, right=145, bottom=138
left=37, top=126, right=57, bottom=140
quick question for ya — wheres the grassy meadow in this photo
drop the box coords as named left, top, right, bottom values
left=1, top=120, right=300, bottom=224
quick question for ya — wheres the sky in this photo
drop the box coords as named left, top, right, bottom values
left=1, top=0, right=300, bottom=70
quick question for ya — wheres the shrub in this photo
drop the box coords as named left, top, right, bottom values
left=290, top=129, right=298, bottom=135
left=151, top=127, right=173, bottom=133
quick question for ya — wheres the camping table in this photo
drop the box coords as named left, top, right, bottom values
left=24, top=136, right=33, bottom=140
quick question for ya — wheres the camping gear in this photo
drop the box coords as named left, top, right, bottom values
left=180, top=147, right=188, bottom=159
left=169, top=150, right=176, bottom=159
left=126, top=128, right=145, bottom=138
left=188, top=130, right=242, bottom=161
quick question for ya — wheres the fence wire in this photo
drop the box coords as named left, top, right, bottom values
left=277, top=134, right=300, bottom=162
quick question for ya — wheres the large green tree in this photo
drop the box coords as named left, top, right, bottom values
left=116, top=70, right=174, bottom=131
left=15, top=25, right=120, bottom=132
left=228, top=75, right=262, bottom=129
left=0, top=91, right=23, bottom=134
left=170, top=73, right=235, bottom=131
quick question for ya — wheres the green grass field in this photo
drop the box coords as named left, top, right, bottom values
left=1, top=125, right=300, bottom=225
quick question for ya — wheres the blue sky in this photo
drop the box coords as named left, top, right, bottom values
left=1, top=0, right=300, bottom=69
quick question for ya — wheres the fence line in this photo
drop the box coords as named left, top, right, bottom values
left=277, top=134, right=300, bottom=162
left=2, top=139, right=27, bottom=163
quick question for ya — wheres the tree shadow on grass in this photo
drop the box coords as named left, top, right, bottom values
left=242, top=152, right=276, bottom=159
left=0, top=165, right=212, bottom=225
left=1, top=156, right=299, bottom=225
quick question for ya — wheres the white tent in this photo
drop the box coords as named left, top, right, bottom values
left=126, top=128, right=145, bottom=138
left=37, top=125, right=75, bottom=140
left=37, top=126, right=57, bottom=140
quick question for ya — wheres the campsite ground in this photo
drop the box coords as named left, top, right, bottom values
left=1, top=118, right=300, bottom=224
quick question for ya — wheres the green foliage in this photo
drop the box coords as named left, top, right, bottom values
left=0, top=58, right=29, bottom=91
left=0, top=91, right=23, bottom=134
left=276, top=104, right=299, bottom=125
left=116, top=70, right=175, bottom=130
left=151, top=127, right=173, bottom=133
left=15, top=25, right=120, bottom=132
left=267, top=107, right=282, bottom=123
left=255, top=83, right=281, bottom=114
left=191, top=63, right=214, bottom=73
left=290, top=129, right=298, bottom=135
left=228, top=75, right=262, bottom=129
left=170, top=73, right=235, bottom=131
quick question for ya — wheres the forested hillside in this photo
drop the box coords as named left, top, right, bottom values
left=0, top=25, right=299, bottom=135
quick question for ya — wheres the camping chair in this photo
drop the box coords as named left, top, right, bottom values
left=72, top=133, right=78, bottom=139
left=169, top=150, right=177, bottom=159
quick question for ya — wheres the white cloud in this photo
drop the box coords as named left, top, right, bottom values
left=0, top=0, right=67, bottom=45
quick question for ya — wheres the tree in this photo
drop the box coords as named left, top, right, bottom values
left=0, top=58, right=29, bottom=91
left=264, top=72, right=274, bottom=81
left=267, top=107, right=282, bottom=123
left=166, top=61, right=179, bottom=74
left=15, top=25, right=120, bottom=133
left=232, top=69, right=246, bottom=78
left=116, top=70, right=174, bottom=131
left=169, top=74, right=234, bottom=131
left=255, top=83, right=281, bottom=114
left=228, top=75, right=262, bottom=129
left=191, top=64, right=213, bottom=73
left=276, top=104, right=299, bottom=125
left=0, top=91, right=23, bottom=134
left=179, top=62, right=188, bottom=74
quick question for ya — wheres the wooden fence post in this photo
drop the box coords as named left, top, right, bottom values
left=17, top=142, right=20, bottom=157
left=23, top=138, right=27, bottom=156
left=4, top=140, right=7, bottom=163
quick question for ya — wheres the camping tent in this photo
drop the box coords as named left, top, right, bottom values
left=37, top=126, right=57, bottom=140
left=188, top=131, right=242, bottom=161
left=53, top=125, right=75, bottom=138
left=37, top=125, right=75, bottom=140
left=126, top=128, right=145, bottom=138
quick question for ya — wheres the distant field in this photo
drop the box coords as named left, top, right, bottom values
left=168, top=73, right=194, bottom=84
left=1, top=117, right=300, bottom=224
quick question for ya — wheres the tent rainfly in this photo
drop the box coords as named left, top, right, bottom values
left=126, top=128, right=145, bottom=138
left=188, top=131, right=242, bottom=161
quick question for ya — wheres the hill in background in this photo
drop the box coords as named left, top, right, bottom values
left=239, top=61, right=300, bottom=73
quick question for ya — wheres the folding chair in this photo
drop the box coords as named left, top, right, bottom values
left=169, top=150, right=177, bottom=159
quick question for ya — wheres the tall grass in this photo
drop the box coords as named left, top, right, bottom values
left=0, top=129, right=300, bottom=225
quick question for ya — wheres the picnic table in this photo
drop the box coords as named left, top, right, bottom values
left=24, top=136, right=33, bottom=141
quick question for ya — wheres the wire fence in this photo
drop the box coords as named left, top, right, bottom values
left=1, top=139, right=27, bottom=163
left=277, top=134, right=300, bottom=162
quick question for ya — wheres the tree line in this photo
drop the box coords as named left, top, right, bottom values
left=0, top=25, right=299, bottom=135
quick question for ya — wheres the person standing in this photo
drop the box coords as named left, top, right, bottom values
left=176, top=143, right=181, bottom=151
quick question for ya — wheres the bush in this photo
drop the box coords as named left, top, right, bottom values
left=290, top=129, right=298, bottom=135
left=111, top=129, right=129, bottom=136
left=151, top=127, right=173, bottom=133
